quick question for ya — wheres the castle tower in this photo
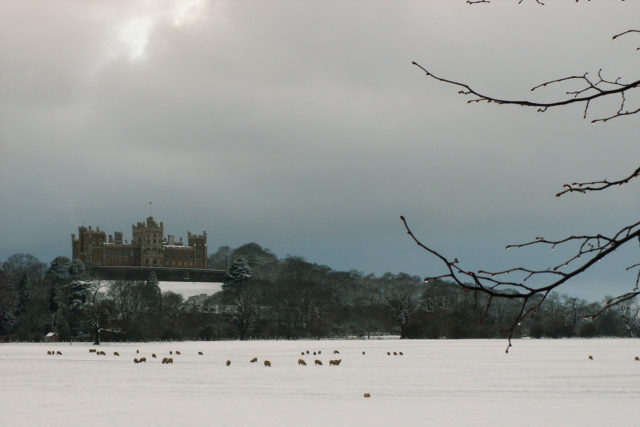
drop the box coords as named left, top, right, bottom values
left=188, top=231, right=207, bottom=268
left=132, top=217, right=164, bottom=267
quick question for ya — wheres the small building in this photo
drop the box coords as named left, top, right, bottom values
left=44, top=332, right=58, bottom=342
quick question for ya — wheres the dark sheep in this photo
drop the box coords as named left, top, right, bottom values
left=298, top=359, right=306, bottom=366
left=314, top=360, right=322, bottom=366
left=264, top=360, right=271, bottom=367
left=250, top=357, right=258, bottom=363
left=226, top=360, right=231, bottom=366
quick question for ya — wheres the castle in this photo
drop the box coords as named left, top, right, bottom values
left=71, top=217, right=207, bottom=269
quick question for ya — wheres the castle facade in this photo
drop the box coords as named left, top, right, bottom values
left=71, top=217, right=207, bottom=269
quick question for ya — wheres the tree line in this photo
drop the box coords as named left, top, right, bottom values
left=1, top=244, right=638, bottom=343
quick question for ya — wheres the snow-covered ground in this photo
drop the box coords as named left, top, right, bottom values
left=2, top=339, right=639, bottom=426
left=158, top=281, right=222, bottom=298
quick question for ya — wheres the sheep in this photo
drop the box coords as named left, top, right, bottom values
left=46, top=351, right=51, bottom=355
left=98, top=351, right=106, bottom=356
left=161, top=357, right=168, bottom=364
left=588, top=355, right=593, bottom=360
left=166, top=357, right=173, bottom=364
left=264, top=360, right=271, bottom=367
left=250, top=357, right=258, bottom=363
left=198, top=351, right=203, bottom=355
left=318, top=350, right=321, bottom=354
left=314, top=360, right=322, bottom=366
left=329, top=359, right=342, bottom=366
left=89, top=349, right=97, bottom=353
left=161, top=357, right=174, bottom=364
left=387, top=352, right=391, bottom=356
left=169, top=351, right=173, bottom=355
left=399, top=352, right=404, bottom=356
left=298, top=359, right=306, bottom=366
left=306, top=350, right=309, bottom=354
left=393, top=352, right=398, bottom=356
left=635, top=356, right=639, bottom=361
left=301, top=352, right=305, bottom=356
left=362, top=351, right=365, bottom=355
left=138, top=357, right=147, bottom=363
left=333, top=350, right=340, bottom=354
left=313, top=352, right=316, bottom=356
left=152, top=353, right=157, bottom=358
left=113, top=352, right=120, bottom=357
left=133, top=358, right=139, bottom=363
left=226, top=360, right=231, bottom=366
left=176, top=351, right=181, bottom=355
left=56, top=351, right=62, bottom=355
left=363, top=393, right=371, bottom=398
left=136, top=349, right=139, bottom=354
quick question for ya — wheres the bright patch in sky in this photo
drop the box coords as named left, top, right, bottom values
left=118, top=16, right=153, bottom=62
left=172, top=0, right=206, bottom=27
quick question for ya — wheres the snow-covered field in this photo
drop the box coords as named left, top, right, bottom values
left=158, top=281, right=222, bottom=298
left=2, top=339, right=639, bottom=426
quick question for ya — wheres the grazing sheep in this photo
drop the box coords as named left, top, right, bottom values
left=114, top=352, right=120, bottom=357
left=329, top=359, right=342, bottom=366
left=314, top=360, right=322, bottom=366
left=333, top=350, right=340, bottom=354
left=298, top=359, right=306, bottom=366
left=301, top=352, right=305, bottom=356
left=169, top=351, right=173, bottom=355
left=362, top=351, right=365, bottom=355
left=139, top=357, right=147, bottom=363
left=56, top=351, right=62, bottom=355
left=588, top=355, right=593, bottom=360
left=387, top=352, right=391, bottom=356
left=264, top=360, right=271, bottom=367
left=166, top=357, right=173, bottom=364
left=89, top=349, right=97, bottom=353
left=99, top=351, right=106, bottom=356
left=198, top=352, right=203, bottom=355
left=393, top=352, right=398, bottom=356
left=313, top=352, right=316, bottom=356
left=363, top=393, right=371, bottom=398
left=399, top=352, right=404, bottom=356
left=161, top=357, right=168, bottom=364
left=176, top=351, right=181, bottom=355
left=134, top=358, right=139, bottom=363
left=226, top=360, right=231, bottom=366
left=152, top=354, right=157, bottom=358
left=46, top=351, right=51, bottom=355
left=306, top=350, right=309, bottom=354
left=161, top=357, right=174, bottom=364
left=318, top=350, right=321, bottom=354
left=635, top=356, right=639, bottom=361
left=250, top=357, right=258, bottom=363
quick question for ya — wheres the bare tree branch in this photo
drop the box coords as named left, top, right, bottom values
left=400, top=216, right=640, bottom=352
left=556, top=165, right=640, bottom=197
left=411, top=61, right=640, bottom=123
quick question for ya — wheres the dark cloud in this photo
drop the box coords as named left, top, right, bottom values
left=1, top=1, right=639, bottom=301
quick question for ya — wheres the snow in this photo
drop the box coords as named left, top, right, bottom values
left=159, top=281, right=222, bottom=298
left=1, top=339, right=640, bottom=426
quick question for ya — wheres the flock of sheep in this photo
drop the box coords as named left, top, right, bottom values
left=43, top=346, right=408, bottom=370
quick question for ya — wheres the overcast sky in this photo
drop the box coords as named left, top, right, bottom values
left=1, top=1, right=638, bottom=301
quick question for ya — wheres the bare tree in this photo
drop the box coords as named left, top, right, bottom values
left=405, top=2, right=640, bottom=351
